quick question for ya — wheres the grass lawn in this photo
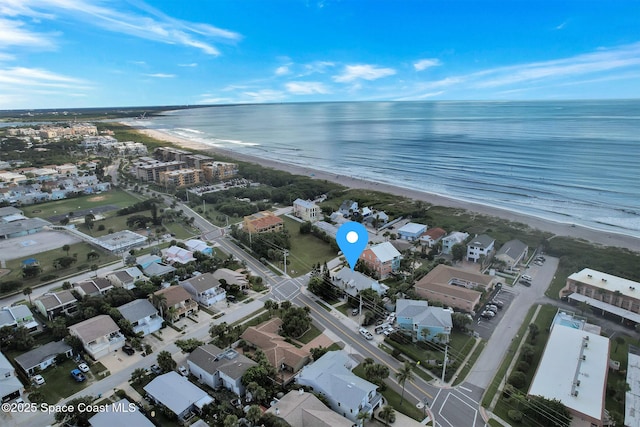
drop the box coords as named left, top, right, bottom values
left=23, top=188, right=142, bottom=220
left=36, top=359, right=94, bottom=404
left=282, top=216, right=336, bottom=276
left=453, top=340, right=486, bottom=386
left=297, top=324, right=322, bottom=344
left=2, top=242, right=118, bottom=295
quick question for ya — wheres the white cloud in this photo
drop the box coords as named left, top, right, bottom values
left=285, top=81, right=329, bottom=95
left=275, top=65, right=290, bottom=76
left=241, top=89, right=286, bottom=103
left=0, top=18, right=56, bottom=49
left=413, top=58, right=441, bottom=71
left=10, top=0, right=242, bottom=56
left=555, top=21, right=567, bottom=30
left=178, top=63, right=198, bottom=67
left=144, top=73, right=175, bottom=78
left=303, top=61, right=335, bottom=75
left=0, top=66, right=91, bottom=107
left=333, top=64, right=396, bottom=83
left=0, top=67, right=89, bottom=88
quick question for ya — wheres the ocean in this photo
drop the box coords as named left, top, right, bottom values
left=127, top=100, right=640, bottom=239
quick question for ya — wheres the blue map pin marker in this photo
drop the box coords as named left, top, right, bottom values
left=336, top=222, right=368, bottom=270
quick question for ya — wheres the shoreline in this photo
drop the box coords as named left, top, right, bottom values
left=135, top=126, right=640, bottom=252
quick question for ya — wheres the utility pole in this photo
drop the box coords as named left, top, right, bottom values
left=283, top=250, right=289, bottom=276
left=441, top=345, right=448, bottom=383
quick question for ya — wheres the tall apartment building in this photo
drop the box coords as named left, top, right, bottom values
left=202, top=161, right=239, bottom=181
left=158, top=168, right=204, bottom=188
left=135, top=160, right=186, bottom=182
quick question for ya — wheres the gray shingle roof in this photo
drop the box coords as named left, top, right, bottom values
left=144, top=372, right=212, bottom=416
left=14, top=340, right=72, bottom=371
left=467, top=234, right=495, bottom=249
left=117, top=299, right=158, bottom=323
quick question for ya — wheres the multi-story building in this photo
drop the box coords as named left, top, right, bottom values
left=154, top=147, right=191, bottom=162
left=201, top=161, right=239, bottom=181
left=0, top=306, right=39, bottom=333
left=563, top=268, right=640, bottom=314
left=117, top=299, right=163, bottom=336
left=359, top=242, right=402, bottom=279
left=292, top=198, right=320, bottom=223
left=151, top=286, right=198, bottom=321
left=441, top=231, right=469, bottom=255
left=466, top=234, right=495, bottom=263
left=158, top=168, right=204, bottom=188
left=134, top=160, right=186, bottom=182
left=34, top=290, right=78, bottom=320
left=68, top=315, right=125, bottom=360
left=243, top=211, right=284, bottom=234
left=180, top=273, right=227, bottom=307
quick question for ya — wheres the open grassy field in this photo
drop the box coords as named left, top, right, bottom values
left=282, top=216, right=336, bottom=275
left=23, top=188, right=143, bottom=221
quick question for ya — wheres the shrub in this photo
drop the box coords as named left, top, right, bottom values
left=508, top=371, right=527, bottom=389
left=516, top=361, right=530, bottom=373
left=508, top=410, right=523, bottom=423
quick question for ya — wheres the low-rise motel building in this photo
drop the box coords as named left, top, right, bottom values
left=243, top=211, right=284, bottom=234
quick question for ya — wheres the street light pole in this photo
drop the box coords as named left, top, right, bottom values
left=441, top=344, right=448, bottom=383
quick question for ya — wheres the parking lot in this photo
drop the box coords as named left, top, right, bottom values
left=472, top=286, right=518, bottom=340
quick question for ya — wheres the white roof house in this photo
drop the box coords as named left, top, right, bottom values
left=626, top=346, right=640, bottom=427
left=528, top=324, right=610, bottom=426
left=144, top=372, right=214, bottom=420
left=88, top=398, right=154, bottom=427
left=568, top=268, right=640, bottom=300
left=369, top=242, right=401, bottom=263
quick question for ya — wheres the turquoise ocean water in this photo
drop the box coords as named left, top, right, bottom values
left=127, top=100, right=640, bottom=238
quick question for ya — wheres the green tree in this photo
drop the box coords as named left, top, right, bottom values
left=10, top=326, right=34, bottom=351
left=310, top=346, right=329, bottom=361
left=23, top=287, right=33, bottom=305
left=54, top=396, right=96, bottom=426
left=224, top=414, right=239, bottom=427
left=615, top=379, right=631, bottom=402
left=395, top=362, right=414, bottom=406
left=50, top=317, right=68, bottom=340
left=356, top=410, right=370, bottom=427
left=379, top=405, right=396, bottom=426
left=523, top=395, right=571, bottom=427
left=150, top=292, right=167, bottom=319
left=157, top=350, right=176, bottom=373
left=451, top=313, right=472, bottom=331
left=175, top=338, right=204, bottom=353
left=130, top=368, right=148, bottom=387
left=264, top=300, right=279, bottom=317
left=528, top=323, right=540, bottom=343
left=614, top=336, right=625, bottom=352
left=363, top=360, right=389, bottom=389
left=247, top=405, right=262, bottom=426
left=281, top=306, right=311, bottom=338
left=62, top=244, right=70, bottom=255
left=451, top=243, right=465, bottom=262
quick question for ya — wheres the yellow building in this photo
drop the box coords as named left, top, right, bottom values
left=243, top=211, right=284, bottom=234
left=158, top=168, right=204, bottom=188
left=202, top=161, right=239, bottom=181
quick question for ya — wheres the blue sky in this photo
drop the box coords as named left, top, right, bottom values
left=2, top=0, right=640, bottom=109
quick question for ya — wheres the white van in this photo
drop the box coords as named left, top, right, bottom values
left=375, top=323, right=390, bottom=334
left=522, top=274, right=532, bottom=282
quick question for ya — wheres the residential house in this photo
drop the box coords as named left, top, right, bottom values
left=73, top=278, right=114, bottom=297
left=0, top=305, right=39, bottom=333
left=34, top=290, right=78, bottom=320
left=415, top=264, right=494, bottom=313
left=117, top=299, right=162, bottom=336
left=88, top=398, right=155, bottom=427
left=359, top=242, right=402, bottom=279
left=395, top=299, right=452, bottom=343
left=420, top=227, right=447, bottom=248
left=241, top=318, right=310, bottom=380
left=296, top=351, right=382, bottom=423
left=143, top=262, right=176, bottom=279
left=332, top=267, right=389, bottom=297
left=14, top=340, right=73, bottom=376
left=144, top=372, right=214, bottom=421
left=180, top=273, right=227, bottom=307
left=164, top=245, right=196, bottom=265
left=495, top=239, right=529, bottom=269
left=212, top=268, right=249, bottom=290
left=266, top=390, right=353, bottom=427
left=243, top=211, right=284, bottom=234
left=466, top=234, right=495, bottom=263
left=185, top=239, right=213, bottom=255
left=106, top=267, right=144, bottom=290
left=151, top=286, right=198, bottom=321
left=441, top=231, right=469, bottom=255
left=397, top=222, right=427, bottom=241
left=528, top=321, right=610, bottom=427
left=68, top=315, right=125, bottom=360
left=136, top=254, right=162, bottom=270
left=0, top=352, right=23, bottom=402
left=338, top=200, right=358, bottom=216
left=293, top=199, right=321, bottom=223
left=187, top=344, right=257, bottom=396
left=366, top=210, right=389, bottom=227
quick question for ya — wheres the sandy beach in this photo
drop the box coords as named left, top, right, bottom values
left=137, top=127, right=640, bottom=252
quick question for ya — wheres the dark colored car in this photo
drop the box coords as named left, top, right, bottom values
left=70, top=369, right=86, bottom=382
left=122, top=344, right=135, bottom=355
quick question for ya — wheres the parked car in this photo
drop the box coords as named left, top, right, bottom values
left=178, top=366, right=188, bottom=376
left=359, top=327, right=374, bottom=340
left=534, top=261, right=543, bottom=266
left=122, top=344, right=135, bottom=356
left=383, top=327, right=395, bottom=337
left=520, top=279, right=531, bottom=287
left=352, top=308, right=360, bottom=316
left=522, top=274, right=532, bottom=281
left=375, top=323, right=390, bottom=334
left=480, top=310, right=495, bottom=319
left=70, top=369, right=86, bottom=382
left=491, top=300, right=504, bottom=309
left=32, top=374, right=45, bottom=385
left=77, top=363, right=90, bottom=373
left=485, top=304, right=499, bottom=313
left=150, top=364, right=162, bottom=374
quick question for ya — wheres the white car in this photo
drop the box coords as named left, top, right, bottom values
left=78, top=363, right=90, bottom=373
left=383, top=327, right=395, bottom=337
left=178, top=365, right=189, bottom=376
left=522, top=274, right=532, bottom=281
left=32, top=374, right=45, bottom=385
left=359, top=327, right=374, bottom=340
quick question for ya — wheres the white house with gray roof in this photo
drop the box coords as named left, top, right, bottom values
left=187, top=344, right=257, bottom=396
left=495, top=239, right=528, bottom=268
left=0, top=351, right=23, bottom=402
left=295, top=350, right=382, bottom=423
left=106, top=267, right=144, bottom=290
left=441, top=231, right=469, bottom=255
left=332, top=267, right=389, bottom=297
left=144, top=372, right=214, bottom=421
left=68, top=315, right=125, bottom=360
left=89, top=398, right=154, bottom=427
left=34, top=290, right=78, bottom=320
left=14, top=340, right=73, bottom=376
left=117, top=299, right=162, bottom=336
left=0, top=305, right=39, bottom=333
left=395, top=299, right=453, bottom=343
left=466, top=234, right=495, bottom=263
left=180, top=273, right=226, bottom=307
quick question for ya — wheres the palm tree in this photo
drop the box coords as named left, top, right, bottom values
left=395, top=362, right=414, bottom=406
left=150, top=293, right=167, bottom=319
left=23, top=287, right=33, bottom=305
left=62, top=244, right=70, bottom=256
left=379, top=405, right=396, bottom=426
left=356, top=410, right=370, bottom=426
